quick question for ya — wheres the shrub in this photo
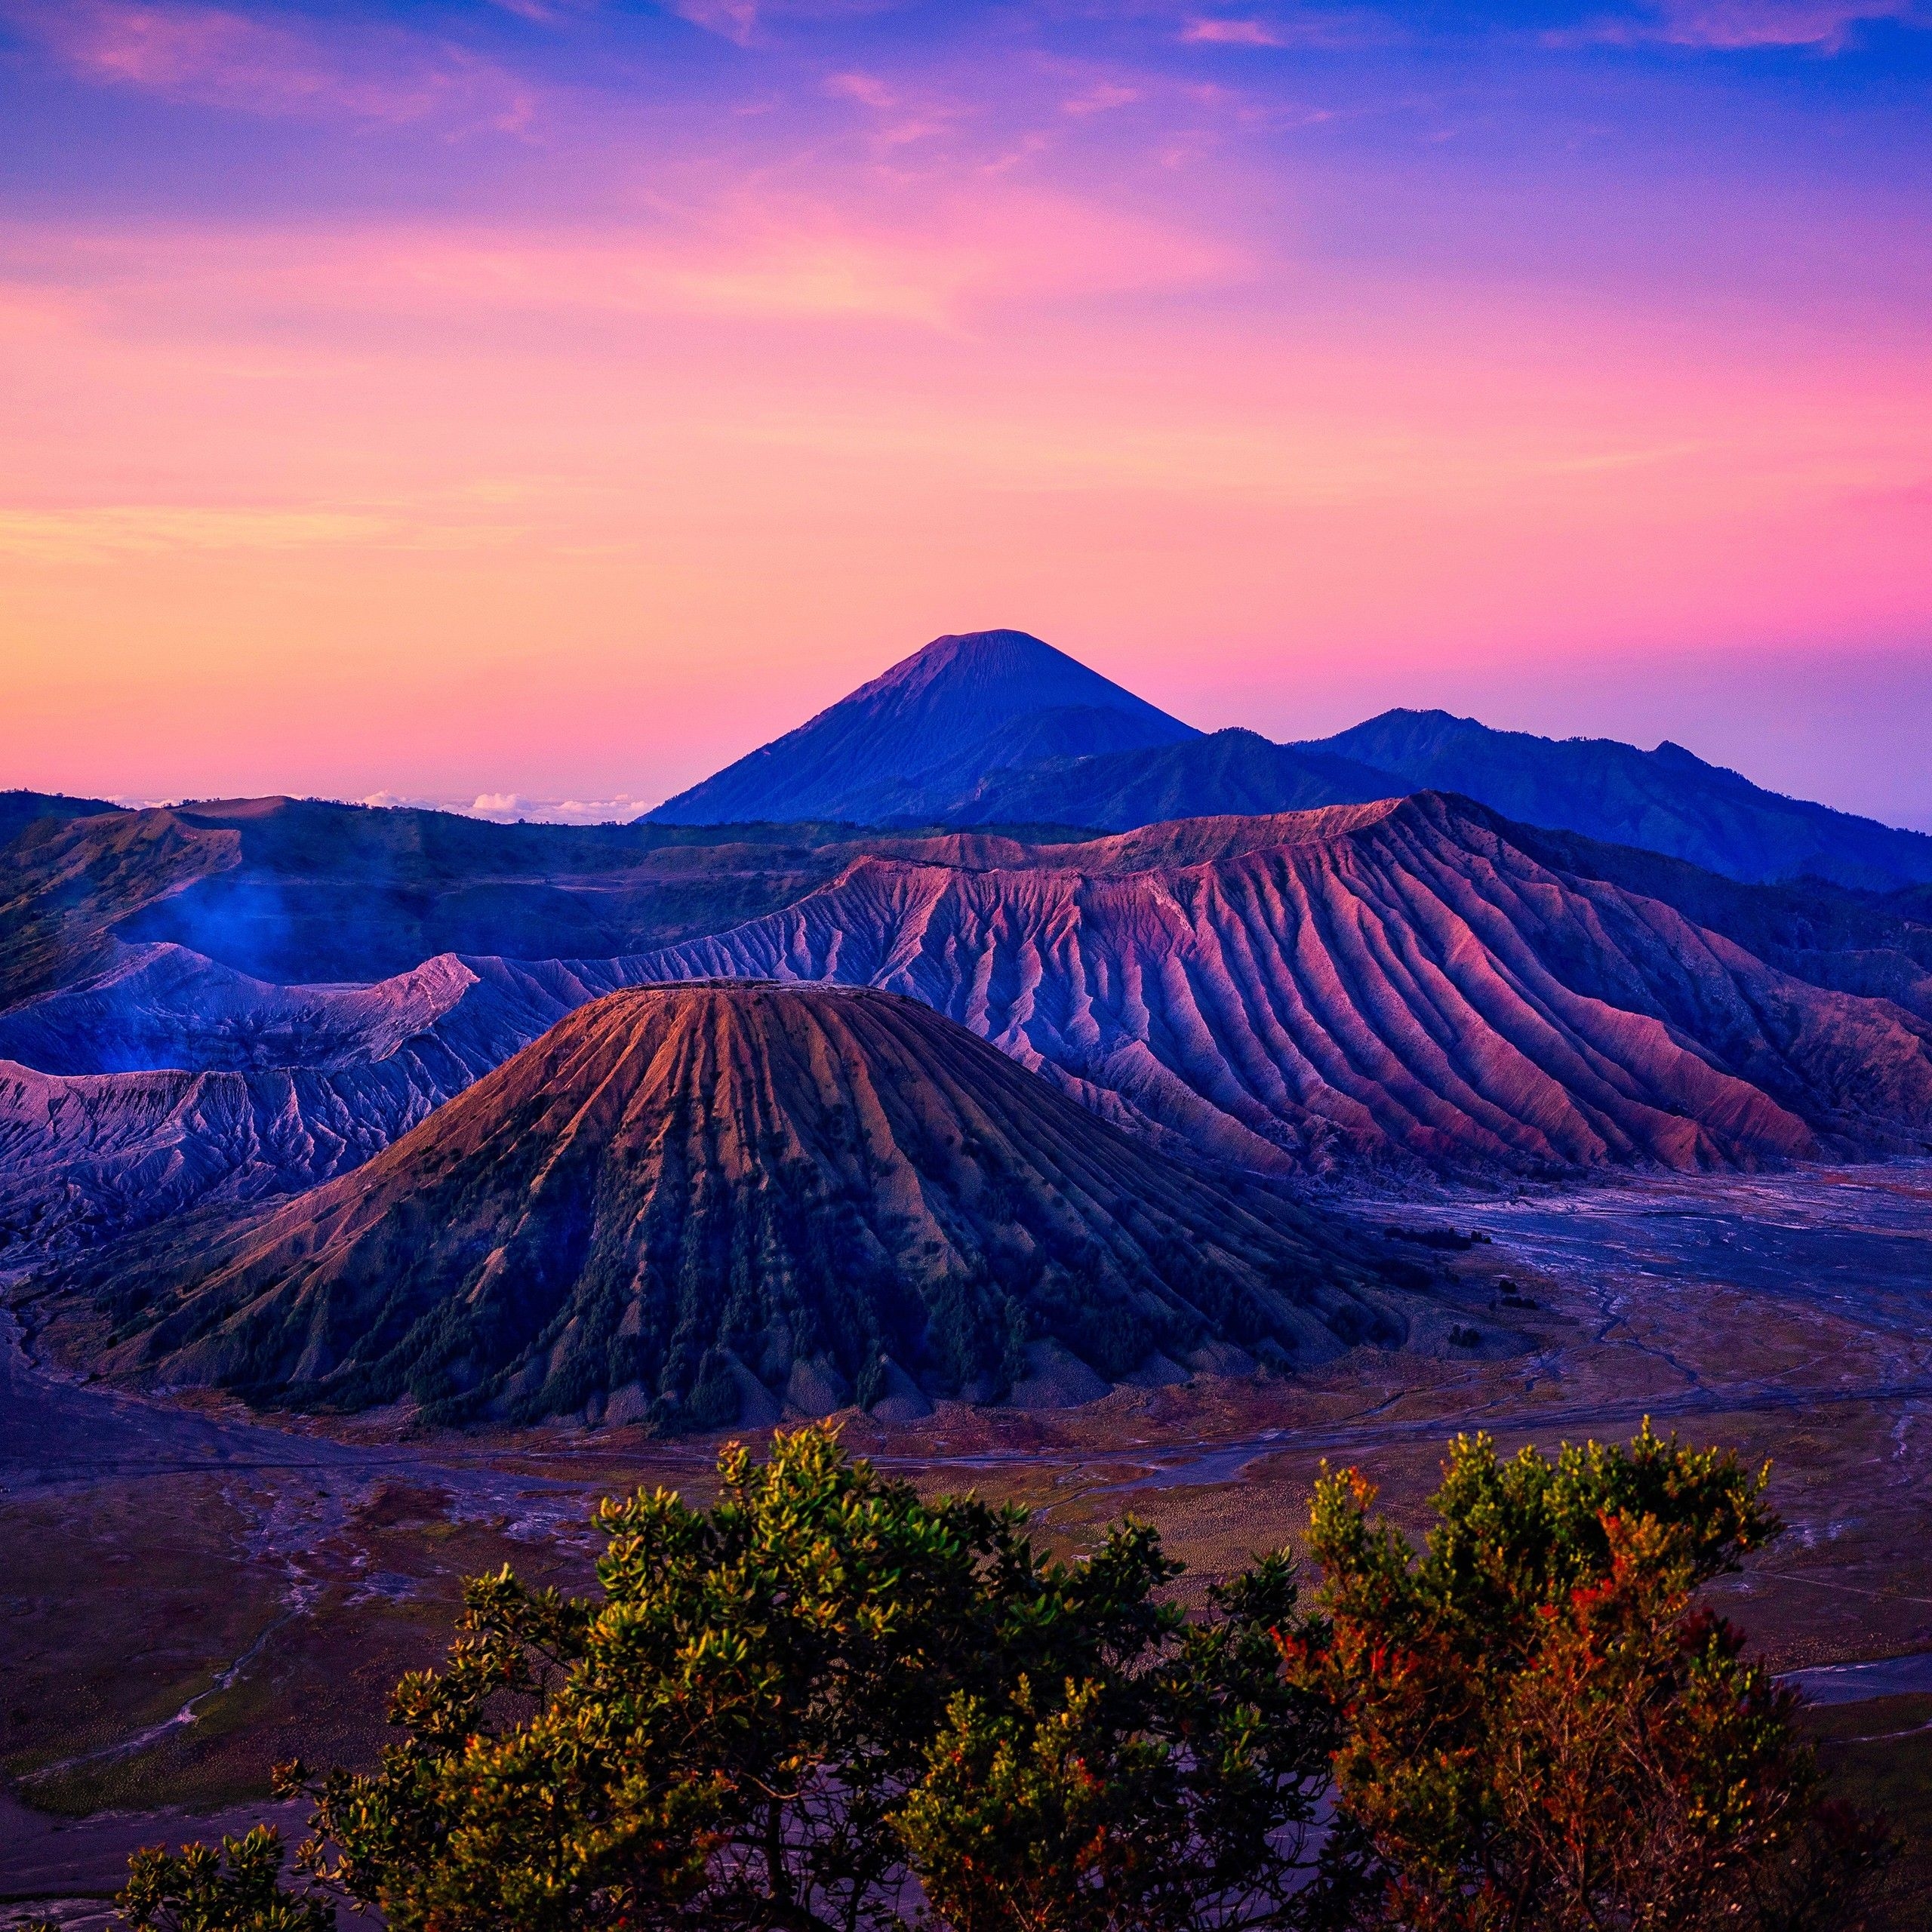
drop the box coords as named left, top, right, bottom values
left=1284, top=1423, right=1890, bottom=1930
left=112, top=1424, right=1886, bottom=1932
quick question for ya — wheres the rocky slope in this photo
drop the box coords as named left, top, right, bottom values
left=1502, top=824, right=1932, bottom=1026
left=43, top=986, right=1403, bottom=1428
left=0, top=947, right=608, bottom=1254
left=0, top=1057, right=452, bottom=1257
left=647, top=630, right=1198, bottom=826
left=8, top=799, right=1930, bottom=1261
left=626, top=795, right=1932, bottom=1174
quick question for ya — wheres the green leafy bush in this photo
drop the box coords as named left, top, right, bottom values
left=1285, top=1423, right=1890, bottom=1930
left=112, top=1423, right=1886, bottom=1932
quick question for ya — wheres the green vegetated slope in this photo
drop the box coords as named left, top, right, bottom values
left=107, top=800, right=868, bottom=987
left=49, top=984, right=1403, bottom=1428
left=0, top=789, right=125, bottom=845
left=0, top=804, right=238, bottom=1008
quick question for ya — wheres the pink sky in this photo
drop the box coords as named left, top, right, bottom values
left=2, top=1, right=1929, bottom=824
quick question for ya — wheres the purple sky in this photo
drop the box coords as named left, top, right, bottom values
left=2, top=1, right=1928, bottom=826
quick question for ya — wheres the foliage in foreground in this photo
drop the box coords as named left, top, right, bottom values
left=194, top=1427, right=1329, bottom=1932
left=27, top=1825, right=331, bottom=1932
left=106, top=1423, right=1887, bottom=1932
left=1287, top=1423, right=1890, bottom=1930
left=898, top=1549, right=1340, bottom=1932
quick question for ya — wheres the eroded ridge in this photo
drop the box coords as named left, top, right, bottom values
left=629, top=795, right=1932, bottom=1173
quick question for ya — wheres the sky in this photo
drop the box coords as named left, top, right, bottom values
left=2, top=2, right=1929, bottom=828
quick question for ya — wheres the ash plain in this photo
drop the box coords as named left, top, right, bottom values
left=5, top=1159, right=1931, bottom=1924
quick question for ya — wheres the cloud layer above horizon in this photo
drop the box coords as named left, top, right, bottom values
left=2, top=0, right=1929, bottom=825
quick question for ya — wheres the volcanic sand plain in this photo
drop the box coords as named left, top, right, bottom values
left=5, top=1159, right=1932, bottom=1923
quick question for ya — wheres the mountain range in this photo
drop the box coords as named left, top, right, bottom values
left=943, top=727, right=1397, bottom=829
left=7, top=626, right=1932, bottom=1427
left=0, top=792, right=884, bottom=1000
left=1307, top=709, right=1932, bottom=892
left=8, top=632, right=1927, bottom=1014
left=7, top=794, right=1930, bottom=1272
left=650, top=629, right=1932, bottom=893
left=648, top=629, right=1198, bottom=827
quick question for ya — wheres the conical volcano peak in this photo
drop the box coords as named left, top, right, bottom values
left=648, top=629, right=1197, bottom=827
left=62, top=981, right=1400, bottom=1430
left=851, top=629, right=1149, bottom=706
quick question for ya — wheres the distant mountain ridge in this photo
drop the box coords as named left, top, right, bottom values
left=638, top=633, right=1932, bottom=892
left=1302, top=709, right=1932, bottom=892
left=9, top=631, right=1932, bottom=1280
left=647, top=629, right=1198, bottom=826
left=938, top=728, right=1399, bottom=828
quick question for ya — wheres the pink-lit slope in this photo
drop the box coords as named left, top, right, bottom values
left=628, top=795, right=1932, bottom=1174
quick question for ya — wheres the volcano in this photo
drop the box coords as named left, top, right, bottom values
left=647, top=630, right=1198, bottom=826
left=59, top=984, right=1401, bottom=1429
left=11, top=798, right=1931, bottom=1267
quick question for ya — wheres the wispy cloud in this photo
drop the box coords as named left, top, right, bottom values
left=1174, top=8, right=1396, bottom=50
left=1063, top=79, right=1143, bottom=114
left=666, top=0, right=907, bottom=48
left=0, top=475, right=551, bottom=562
left=823, top=69, right=964, bottom=146
left=1181, top=17, right=1287, bottom=47
left=4, top=195, right=1245, bottom=337
left=483, top=0, right=581, bottom=21
left=669, top=0, right=761, bottom=45
left=11, top=0, right=537, bottom=129
left=0, top=503, right=395, bottom=561
left=825, top=69, right=897, bottom=109
left=465, top=792, right=649, bottom=823
left=1566, top=1, right=1928, bottom=51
